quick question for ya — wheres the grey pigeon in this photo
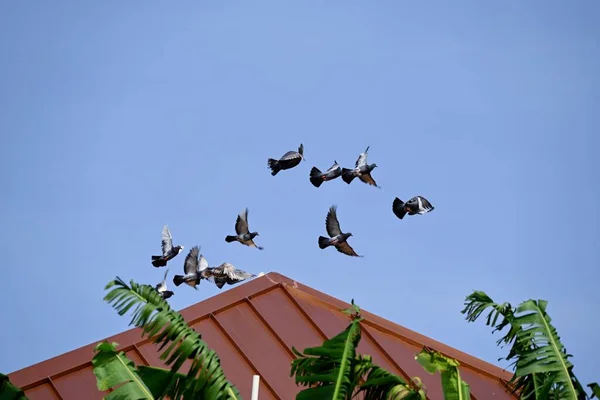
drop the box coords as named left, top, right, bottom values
left=267, top=143, right=304, bottom=176
left=225, top=208, right=264, bottom=250
left=309, top=161, right=342, bottom=188
left=318, top=205, right=363, bottom=257
left=341, top=146, right=379, bottom=188
left=204, top=262, right=257, bottom=289
left=155, top=269, right=174, bottom=300
left=392, top=196, right=435, bottom=220
left=151, top=225, right=184, bottom=267
left=172, top=246, right=209, bottom=289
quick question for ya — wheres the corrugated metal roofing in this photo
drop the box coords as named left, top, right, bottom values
left=8, top=272, right=517, bottom=399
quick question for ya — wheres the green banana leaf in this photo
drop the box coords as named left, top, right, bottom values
left=290, top=314, right=363, bottom=400
left=92, top=342, right=154, bottom=400
left=462, top=291, right=589, bottom=400
left=357, top=365, right=426, bottom=400
left=103, top=277, right=240, bottom=400
left=415, top=347, right=470, bottom=400
left=589, top=383, right=600, bottom=398
left=0, top=373, right=28, bottom=400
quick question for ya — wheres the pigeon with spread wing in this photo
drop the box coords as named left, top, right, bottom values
left=151, top=225, right=184, bottom=267
left=267, top=143, right=305, bottom=176
left=341, top=146, right=379, bottom=188
left=309, top=160, right=342, bottom=188
left=392, top=196, right=435, bottom=220
left=225, top=208, right=263, bottom=250
left=318, top=205, right=363, bottom=257
left=172, top=246, right=209, bottom=289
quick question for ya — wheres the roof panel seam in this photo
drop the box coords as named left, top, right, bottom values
left=245, top=297, right=296, bottom=359
left=280, top=285, right=329, bottom=341
left=209, top=313, right=281, bottom=400
left=360, top=325, right=432, bottom=400
left=47, top=377, right=64, bottom=400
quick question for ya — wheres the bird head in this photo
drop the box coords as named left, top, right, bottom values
left=251, top=231, right=259, bottom=237
left=371, top=163, right=378, bottom=169
left=347, top=232, right=353, bottom=237
left=176, top=245, right=184, bottom=252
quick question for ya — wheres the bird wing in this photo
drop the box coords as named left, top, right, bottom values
left=359, top=173, right=378, bottom=187
left=161, top=225, right=173, bottom=255
left=325, top=205, right=342, bottom=237
left=221, top=263, right=255, bottom=281
left=280, top=150, right=301, bottom=161
left=326, top=161, right=340, bottom=173
left=419, top=196, right=434, bottom=209
left=336, top=241, right=361, bottom=257
left=235, top=208, right=250, bottom=235
left=406, top=197, right=420, bottom=206
left=183, top=246, right=200, bottom=275
left=198, top=254, right=209, bottom=271
left=156, top=269, right=169, bottom=292
left=355, top=146, right=369, bottom=168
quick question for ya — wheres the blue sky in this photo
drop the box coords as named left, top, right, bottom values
left=1, top=0, right=598, bottom=393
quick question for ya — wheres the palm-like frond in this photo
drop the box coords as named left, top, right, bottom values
left=0, top=372, right=28, bottom=400
left=589, top=383, right=600, bottom=398
left=462, top=291, right=588, bottom=400
left=103, top=277, right=240, bottom=400
left=92, top=341, right=155, bottom=400
left=290, top=314, right=363, bottom=400
left=357, top=365, right=425, bottom=400
left=415, top=347, right=470, bottom=400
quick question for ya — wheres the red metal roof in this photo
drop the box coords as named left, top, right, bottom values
left=8, top=272, right=516, bottom=399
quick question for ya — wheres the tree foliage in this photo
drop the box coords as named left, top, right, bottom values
left=100, top=277, right=240, bottom=400
left=461, top=290, right=593, bottom=399
left=0, top=373, right=28, bottom=400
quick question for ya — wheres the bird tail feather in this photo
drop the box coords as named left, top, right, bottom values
left=173, top=275, right=185, bottom=286
left=151, top=256, right=167, bottom=267
left=318, top=236, right=331, bottom=249
left=341, top=168, right=355, bottom=184
left=309, top=167, right=324, bottom=188
left=267, top=158, right=280, bottom=176
left=225, top=235, right=237, bottom=243
left=392, top=197, right=407, bottom=220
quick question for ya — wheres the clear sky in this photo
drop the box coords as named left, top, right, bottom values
left=1, top=0, right=598, bottom=393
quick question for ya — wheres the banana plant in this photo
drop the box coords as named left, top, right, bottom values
left=290, top=299, right=467, bottom=400
left=0, top=373, right=28, bottom=400
left=98, top=277, right=240, bottom=400
left=415, top=348, right=470, bottom=400
left=461, top=290, right=592, bottom=399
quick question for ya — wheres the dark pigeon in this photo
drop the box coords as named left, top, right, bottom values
left=392, top=196, right=435, bottom=220
left=172, top=246, right=209, bottom=290
left=267, top=143, right=304, bottom=176
left=341, top=146, right=380, bottom=188
left=309, top=161, right=342, bottom=188
left=224, top=207, right=264, bottom=250
left=203, top=262, right=258, bottom=289
left=318, top=205, right=363, bottom=257
left=155, top=269, right=174, bottom=300
left=151, top=225, right=184, bottom=267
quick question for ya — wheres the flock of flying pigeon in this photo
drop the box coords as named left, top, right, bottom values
left=148, top=144, right=434, bottom=300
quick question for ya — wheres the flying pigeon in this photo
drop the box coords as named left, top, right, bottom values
left=203, top=262, right=257, bottom=289
left=172, top=246, right=209, bottom=289
left=155, top=269, right=174, bottom=300
left=341, top=146, right=379, bottom=188
left=267, top=143, right=305, bottom=176
left=151, top=225, right=184, bottom=267
left=392, top=196, right=435, bottom=220
left=309, top=161, right=342, bottom=188
left=225, top=207, right=264, bottom=250
left=318, top=205, right=363, bottom=257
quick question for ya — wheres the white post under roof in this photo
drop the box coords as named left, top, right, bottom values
left=250, top=375, right=260, bottom=400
